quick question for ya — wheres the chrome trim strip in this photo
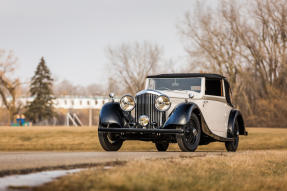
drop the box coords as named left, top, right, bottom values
left=202, top=96, right=227, bottom=104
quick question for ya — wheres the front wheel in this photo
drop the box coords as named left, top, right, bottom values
left=176, top=113, right=201, bottom=152
left=98, top=125, right=123, bottom=151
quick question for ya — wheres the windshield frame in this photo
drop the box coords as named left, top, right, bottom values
left=145, top=77, right=203, bottom=93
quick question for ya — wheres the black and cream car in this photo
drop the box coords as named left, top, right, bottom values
left=98, top=73, right=248, bottom=152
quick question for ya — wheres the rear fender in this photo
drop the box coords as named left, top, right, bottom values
left=228, top=110, right=247, bottom=136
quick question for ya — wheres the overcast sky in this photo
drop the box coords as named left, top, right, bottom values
left=0, top=0, right=216, bottom=86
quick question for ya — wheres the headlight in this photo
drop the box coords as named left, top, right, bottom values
left=120, top=95, right=135, bottom=111
left=155, top=95, right=171, bottom=112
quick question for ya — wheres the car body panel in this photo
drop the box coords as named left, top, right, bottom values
left=200, top=96, right=232, bottom=137
left=158, top=90, right=231, bottom=138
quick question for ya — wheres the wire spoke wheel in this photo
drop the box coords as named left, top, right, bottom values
left=225, top=120, right=239, bottom=152
left=98, top=125, right=123, bottom=151
left=176, top=113, right=201, bottom=152
left=184, top=120, right=198, bottom=145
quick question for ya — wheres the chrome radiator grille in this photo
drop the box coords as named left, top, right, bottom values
left=135, top=93, right=164, bottom=128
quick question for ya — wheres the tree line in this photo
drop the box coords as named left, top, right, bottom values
left=106, top=0, right=287, bottom=127
left=1, top=0, right=286, bottom=126
left=179, top=0, right=287, bottom=127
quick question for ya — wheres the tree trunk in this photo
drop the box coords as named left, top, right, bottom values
left=9, top=110, right=14, bottom=124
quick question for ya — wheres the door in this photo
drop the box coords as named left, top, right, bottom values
left=201, top=78, right=231, bottom=138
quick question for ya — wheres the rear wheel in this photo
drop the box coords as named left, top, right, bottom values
left=98, top=125, right=123, bottom=151
left=155, top=141, right=169, bottom=151
left=176, top=113, right=201, bottom=152
left=225, top=120, right=239, bottom=152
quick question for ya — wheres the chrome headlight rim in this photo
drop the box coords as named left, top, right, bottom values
left=119, top=95, right=136, bottom=112
left=155, top=95, right=171, bottom=112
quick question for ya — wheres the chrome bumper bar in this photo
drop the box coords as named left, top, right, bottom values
left=98, top=127, right=184, bottom=134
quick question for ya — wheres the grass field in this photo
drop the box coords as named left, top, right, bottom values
left=33, top=150, right=287, bottom=191
left=0, top=126, right=287, bottom=151
left=1, top=126, right=287, bottom=191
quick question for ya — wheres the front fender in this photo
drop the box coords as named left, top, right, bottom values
left=99, top=102, right=125, bottom=127
left=163, top=102, right=199, bottom=128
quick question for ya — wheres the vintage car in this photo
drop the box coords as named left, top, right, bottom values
left=98, top=73, right=248, bottom=152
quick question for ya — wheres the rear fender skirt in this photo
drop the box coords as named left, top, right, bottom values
left=163, top=102, right=233, bottom=142
left=99, top=102, right=125, bottom=127
left=228, top=110, right=247, bottom=136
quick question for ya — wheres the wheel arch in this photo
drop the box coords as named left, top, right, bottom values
left=228, top=110, right=247, bottom=136
left=237, top=113, right=246, bottom=135
left=192, top=107, right=202, bottom=126
left=163, top=102, right=200, bottom=128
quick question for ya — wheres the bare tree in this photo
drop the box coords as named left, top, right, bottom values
left=179, top=0, right=287, bottom=126
left=0, top=50, right=21, bottom=123
left=239, top=0, right=287, bottom=92
left=54, top=80, right=105, bottom=96
left=86, top=83, right=104, bottom=96
left=106, top=77, right=120, bottom=95
left=54, top=80, right=76, bottom=96
left=106, top=42, right=162, bottom=95
left=179, top=1, right=251, bottom=112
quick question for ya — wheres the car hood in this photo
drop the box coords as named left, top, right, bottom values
left=136, top=89, right=202, bottom=99
left=157, top=90, right=202, bottom=99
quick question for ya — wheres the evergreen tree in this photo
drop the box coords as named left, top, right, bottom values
left=24, top=57, right=55, bottom=123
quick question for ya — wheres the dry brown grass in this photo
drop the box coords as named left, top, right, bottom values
left=0, top=126, right=286, bottom=151
left=0, top=126, right=100, bottom=151
left=33, top=150, right=287, bottom=191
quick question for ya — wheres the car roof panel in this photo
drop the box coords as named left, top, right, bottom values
left=147, top=73, right=226, bottom=79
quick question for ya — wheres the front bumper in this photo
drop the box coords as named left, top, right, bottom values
left=98, top=127, right=184, bottom=135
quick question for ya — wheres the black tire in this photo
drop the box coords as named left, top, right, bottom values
left=155, top=141, right=169, bottom=151
left=225, top=120, right=239, bottom=152
left=98, top=125, right=123, bottom=151
left=176, top=113, right=201, bottom=152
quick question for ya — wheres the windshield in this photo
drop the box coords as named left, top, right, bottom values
left=146, top=78, right=202, bottom=92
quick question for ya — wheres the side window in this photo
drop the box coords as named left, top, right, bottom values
left=205, top=78, right=223, bottom=96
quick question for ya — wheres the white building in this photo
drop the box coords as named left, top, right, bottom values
left=2, top=96, right=119, bottom=110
